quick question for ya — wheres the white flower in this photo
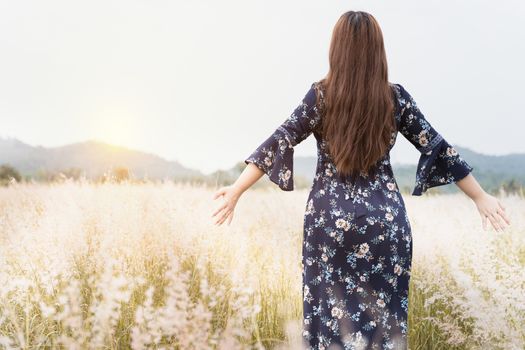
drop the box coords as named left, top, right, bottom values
left=376, top=299, right=386, bottom=308
left=331, top=306, right=344, bottom=319
left=359, top=243, right=369, bottom=255
left=418, top=131, right=429, bottom=147
left=335, top=218, right=350, bottom=231
left=385, top=212, right=394, bottom=221
left=446, top=146, right=458, bottom=157
left=387, top=182, right=396, bottom=191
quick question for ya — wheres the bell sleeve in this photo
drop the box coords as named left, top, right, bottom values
left=395, top=83, right=474, bottom=196
left=244, top=82, right=323, bottom=191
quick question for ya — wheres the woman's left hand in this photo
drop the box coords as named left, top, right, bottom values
left=473, top=192, right=511, bottom=232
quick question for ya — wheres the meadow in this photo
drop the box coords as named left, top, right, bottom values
left=0, top=181, right=523, bottom=349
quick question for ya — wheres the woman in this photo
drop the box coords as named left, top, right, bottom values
left=211, top=10, right=511, bottom=350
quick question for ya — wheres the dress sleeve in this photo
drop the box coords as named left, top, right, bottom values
left=394, top=83, right=474, bottom=196
left=244, top=82, right=322, bottom=191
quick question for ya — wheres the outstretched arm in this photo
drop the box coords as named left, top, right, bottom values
left=211, top=82, right=323, bottom=226
left=394, top=83, right=511, bottom=232
left=211, top=164, right=263, bottom=226
left=455, top=173, right=511, bottom=232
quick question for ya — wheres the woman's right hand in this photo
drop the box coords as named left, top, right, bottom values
left=473, top=191, right=511, bottom=232
left=211, top=185, right=242, bottom=226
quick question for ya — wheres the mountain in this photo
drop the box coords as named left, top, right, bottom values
left=1, top=137, right=523, bottom=193
left=0, top=137, right=202, bottom=180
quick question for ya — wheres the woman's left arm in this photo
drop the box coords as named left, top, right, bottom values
left=455, top=173, right=511, bottom=232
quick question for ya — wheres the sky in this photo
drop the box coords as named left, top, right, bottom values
left=0, top=0, right=524, bottom=175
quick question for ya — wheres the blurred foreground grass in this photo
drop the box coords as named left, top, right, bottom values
left=0, top=182, right=523, bottom=349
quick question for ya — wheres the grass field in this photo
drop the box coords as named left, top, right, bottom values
left=0, top=181, right=523, bottom=349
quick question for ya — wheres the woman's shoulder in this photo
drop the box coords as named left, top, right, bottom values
left=390, top=82, right=415, bottom=102
left=389, top=82, right=412, bottom=110
left=311, top=80, right=325, bottom=95
left=309, top=80, right=326, bottom=113
left=389, top=81, right=403, bottom=95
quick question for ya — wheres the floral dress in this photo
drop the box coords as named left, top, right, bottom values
left=244, top=81, right=473, bottom=350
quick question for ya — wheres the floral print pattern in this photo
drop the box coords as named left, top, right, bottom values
left=244, top=81, right=473, bottom=349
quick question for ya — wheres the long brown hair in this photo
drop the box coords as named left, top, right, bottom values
left=318, top=11, right=396, bottom=180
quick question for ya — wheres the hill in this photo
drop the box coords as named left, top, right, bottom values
left=0, top=137, right=202, bottom=180
left=1, top=137, right=523, bottom=193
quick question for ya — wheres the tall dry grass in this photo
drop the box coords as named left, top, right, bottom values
left=0, top=181, right=523, bottom=349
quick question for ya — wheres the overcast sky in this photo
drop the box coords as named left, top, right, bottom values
left=1, top=0, right=523, bottom=174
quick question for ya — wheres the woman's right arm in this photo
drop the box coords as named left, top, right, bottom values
left=455, top=173, right=511, bottom=232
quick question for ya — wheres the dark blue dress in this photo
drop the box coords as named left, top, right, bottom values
left=244, top=81, right=473, bottom=350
